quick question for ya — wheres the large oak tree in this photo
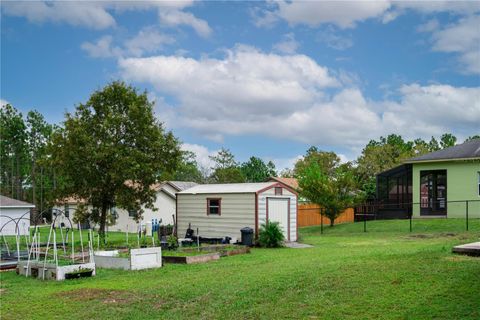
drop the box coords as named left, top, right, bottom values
left=49, top=82, right=181, bottom=239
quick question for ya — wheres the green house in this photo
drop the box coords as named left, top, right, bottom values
left=376, top=139, right=480, bottom=219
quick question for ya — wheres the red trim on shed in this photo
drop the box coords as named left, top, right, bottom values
left=256, top=182, right=298, bottom=196
left=206, top=198, right=222, bottom=216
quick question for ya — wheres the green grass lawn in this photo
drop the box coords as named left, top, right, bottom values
left=1, top=219, right=479, bottom=319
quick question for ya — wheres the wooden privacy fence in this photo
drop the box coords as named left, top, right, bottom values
left=298, top=203, right=354, bottom=227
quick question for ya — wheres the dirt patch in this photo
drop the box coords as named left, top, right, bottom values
left=406, top=234, right=433, bottom=239
left=440, top=233, right=458, bottom=237
left=391, top=279, right=402, bottom=285
left=55, top=288, right=136, bottom=305
left=445, top=255, right=476, bottom=262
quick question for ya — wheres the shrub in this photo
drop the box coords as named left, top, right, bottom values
left=258, top=221, right=285, bottom=248
left=167, top=235, right=179, bottom=250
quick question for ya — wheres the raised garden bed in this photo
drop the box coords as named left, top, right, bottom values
left=181, top=244, right=250, bottom=257
left=162, top=244, right=249, bottom=264
left=162, top=252, right=220, bottom=264
left=94, top=247, right=162, bottom=270
left=17, top=260, right=96, bottom=281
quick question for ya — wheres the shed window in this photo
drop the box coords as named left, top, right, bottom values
left=275, top=187, right=283, bottom=195
left=128, top=210, right=137, bottom=217
left=64, top=204, right=69, bottom=218
left=207, top=198, right=221, bottom=215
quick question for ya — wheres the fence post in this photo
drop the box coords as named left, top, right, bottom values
left=363, top=206, right=367, bottom=233
left=409, top=205, right=412, bottom=232
left=320, top=208, right=324, bottom=235
left=466, top=200, right=469, bottom=231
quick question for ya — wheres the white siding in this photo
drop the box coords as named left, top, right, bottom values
left=0, top=208, right=31, bottom=235
left=54, top=188, right=177, bottom=233
left=112, top=190, right=176, bottom=232
left=177, top=193, right=255, bottom=241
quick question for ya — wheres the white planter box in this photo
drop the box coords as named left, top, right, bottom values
left=94, top=247, right=162, bottom=270
left=17, top=261, right=96, bottom=281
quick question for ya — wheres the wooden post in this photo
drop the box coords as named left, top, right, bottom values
left=466, top=200, right=469, bottom=231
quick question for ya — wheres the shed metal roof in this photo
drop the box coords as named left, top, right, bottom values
left=0, top=195, right=35, bottom=208
left=167, top=181, right=198, bottom=191
left=178, top=182, right=277, bottom=194
left=406, top=139, right=480, bottom=163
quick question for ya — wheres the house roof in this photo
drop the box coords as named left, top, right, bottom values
left=178, top=182, right=278, bottom=194
left=269, top=177, right=299, bottom=189
left=405, top=139, right=480, bottom=163
left=0, top=195, right=35, bottom=208
left=167, top=181, right=198, bottom=191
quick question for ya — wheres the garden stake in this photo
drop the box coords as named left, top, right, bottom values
left=53, top=230, right=58, bottom=268
left=2, top=233, right=10, bottom=256
left=15, top=231, right=20, bottom=262
left=44, top=226, right=55, bottom=277
left=71, top=232, right=75, bottom=263
left=25, top=228, right=38, bottom=277
left=137, top=227, right=140, bottom=248
left=78, top=223, right=85, bottom=263
left=61, top=224, right=67, bottom=254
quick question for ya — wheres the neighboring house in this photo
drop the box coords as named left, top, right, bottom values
left=376, top=139, right=480, bottom=219
left=55, top=181, right=197, bottom=232
left=268, top=177, right=299, bottom=190
left=176, top=181, right=298, bottom=242
left=0, top=195, right=35, bottom=235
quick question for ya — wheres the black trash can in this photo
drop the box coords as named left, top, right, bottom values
left=240, top=227, right=254, bottom=246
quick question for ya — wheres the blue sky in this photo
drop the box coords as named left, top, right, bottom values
left=1, top=1, right=479, bottom=171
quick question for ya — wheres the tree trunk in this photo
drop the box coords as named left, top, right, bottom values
left=329, top=218, right=334, bottom=227
left=16, top=154, right=22, bottom=199
left=99, top=202, right=108, bottom=245
left=31, top=159, right=36, bottom=209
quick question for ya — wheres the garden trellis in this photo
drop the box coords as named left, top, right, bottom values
left=1, top=208, right=96, bottom=280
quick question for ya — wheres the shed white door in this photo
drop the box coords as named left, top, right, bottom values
left=267, top=198, right=289, bottom=240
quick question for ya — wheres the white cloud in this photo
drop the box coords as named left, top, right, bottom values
left=159, top=9, right=212, bottom=38
left=1, top=99, right=9, bottom=107
left=254, top=1, right=480, bottom=29
left=2, top=1, right=116, bottom=29
left=2, top=1, right=210, bottom=36
left=119, top=45, right=480, bottom=150
left=273, top=33, right=299, bottom=54
left=124, top=27, right=175, bottom=56
left=119, top=45, right=339, bottom=120
left=430, top=15, right=480, bottom=74
left=381, top=84, right=480, bottom=138
left=416, top=19, right=439, bottom=33
left=263, top=0, right=392, bottom=29
left=181, top=143, right=217, bottom=171
left=81, top=35, right=121, bottom=58
left=317, top=27, right=353, bottom=50
left=271, top=155, right=303, bottom=171
left=82, top=27, right=174, bottom=58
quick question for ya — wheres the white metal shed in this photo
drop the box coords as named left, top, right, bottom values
left=0, top=195, right=35, bottom=236
left=176, top=182, right=298, bottom=242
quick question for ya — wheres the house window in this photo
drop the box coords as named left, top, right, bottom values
left=207, top=198, right=221, bottom=215
left=275, top=187, right=283, bottom=195
left=64, top=204, right=69, bottom=217
left=128, top=210, right=137, bottom=217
